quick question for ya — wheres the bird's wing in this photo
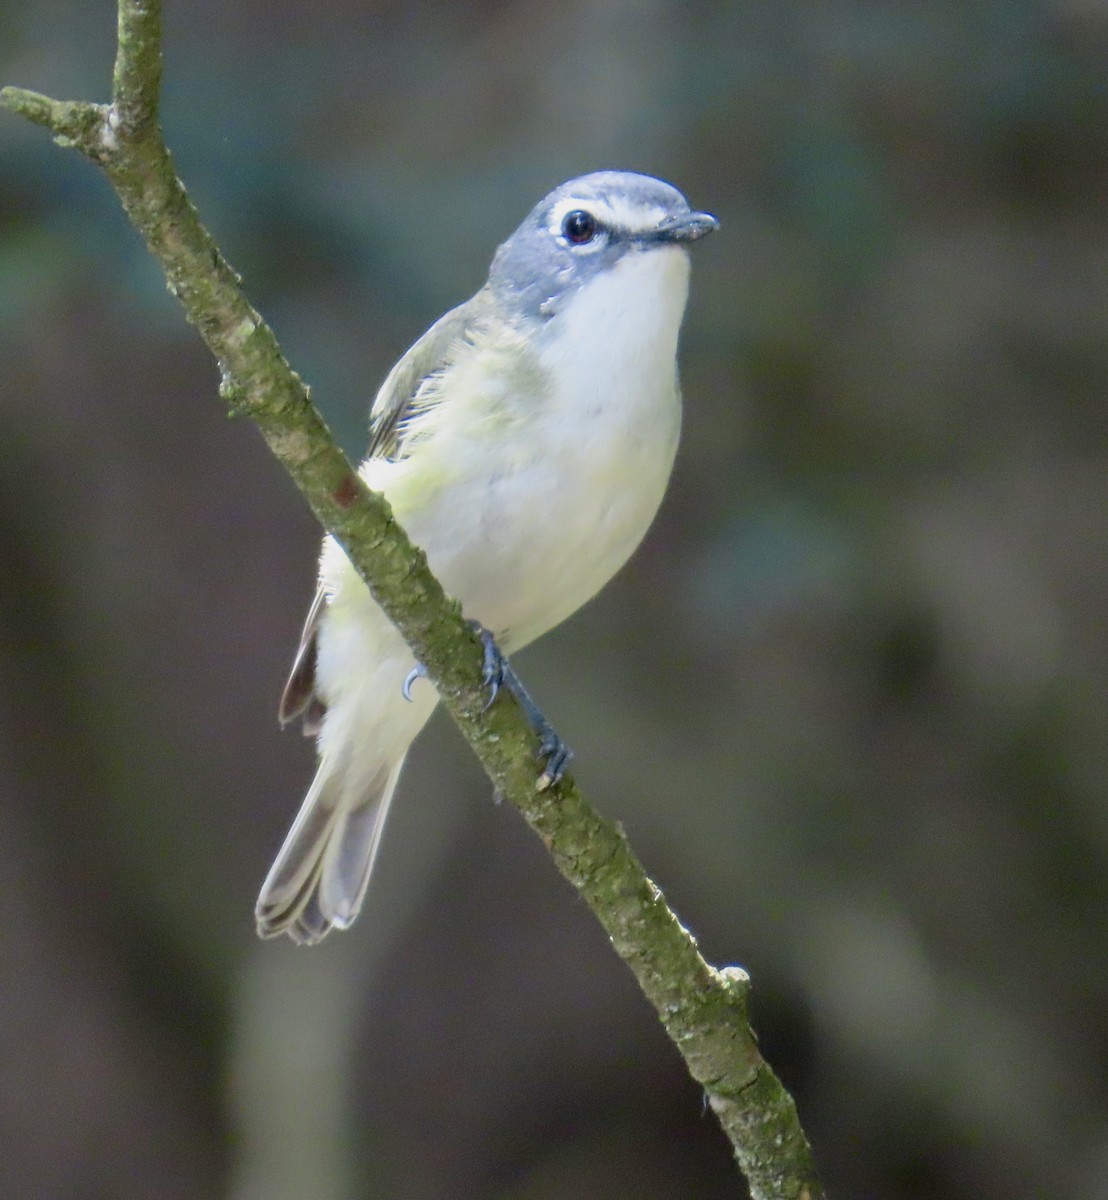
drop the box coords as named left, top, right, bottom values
left=366, top=288, right=492, bottom=462
left=279, top=581, right=328, bottom=731
left=279, top=288, right=492, bottom=728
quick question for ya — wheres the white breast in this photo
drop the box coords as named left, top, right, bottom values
left=366, top=244, right=690, bottom=652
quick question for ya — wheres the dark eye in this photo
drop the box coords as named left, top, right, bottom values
left=561, top=209, right=599, bottom=245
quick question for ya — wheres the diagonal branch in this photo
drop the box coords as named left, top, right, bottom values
left=2, top=4, right=822, bottom=1197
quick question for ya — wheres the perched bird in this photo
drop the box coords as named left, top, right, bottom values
left=256, top=171, right=717, bottom=943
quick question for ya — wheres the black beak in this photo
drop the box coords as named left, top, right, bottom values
left=648, top=210, right=719, bottom=244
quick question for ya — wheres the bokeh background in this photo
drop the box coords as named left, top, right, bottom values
left=2, top=1, right=1106, bottom=1197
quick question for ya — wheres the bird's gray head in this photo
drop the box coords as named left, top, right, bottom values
left=487, top=171, right=717, bottom=322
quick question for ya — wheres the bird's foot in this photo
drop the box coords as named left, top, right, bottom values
left=468, top=620, right=507, bottom=711
left=531, top=718, right=573, bottom=791
left=469, top=621, right=573, bottom=790
left=402, top=628, right=514, bottom=709
left=402, top=623, right=573, bottom=789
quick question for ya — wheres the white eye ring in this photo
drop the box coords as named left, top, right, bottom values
left=547, top=198, right=612, bottom=252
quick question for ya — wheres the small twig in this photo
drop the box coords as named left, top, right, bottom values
left=1, top=4, right=823, bottom=1196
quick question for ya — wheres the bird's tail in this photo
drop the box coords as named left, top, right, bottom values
left=255, top=753, right=405, bottom=944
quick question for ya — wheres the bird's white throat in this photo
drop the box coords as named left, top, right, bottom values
left=536, top=244, right=691, bottom=430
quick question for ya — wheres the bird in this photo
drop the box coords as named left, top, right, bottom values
left=256, top=170, right=717, bottom=943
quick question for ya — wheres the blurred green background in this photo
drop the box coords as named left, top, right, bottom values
left=1, top=1, right=1106, bottom=1197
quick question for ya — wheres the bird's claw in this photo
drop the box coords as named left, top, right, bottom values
left=468, top=620, right=506, bottom=712
left=402, top=662, right=428, bottom=702
left=535, top=727, right=573, bottom=791
left=404, top=625, right=505, bottom=710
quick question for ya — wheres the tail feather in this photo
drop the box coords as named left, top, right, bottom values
left=256, top=755, right=405, bottom=944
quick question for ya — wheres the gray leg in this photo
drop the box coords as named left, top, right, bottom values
left=469, top=621, right=573, bottom=789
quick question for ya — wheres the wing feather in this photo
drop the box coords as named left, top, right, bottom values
left=279, top=583, right=327, bottom=729
left=366, top=289, right=492, bottom=461
left=279, top=288, right=492, bottom=728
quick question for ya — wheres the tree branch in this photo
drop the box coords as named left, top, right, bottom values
left=2, top=5, right=822, bottom=1196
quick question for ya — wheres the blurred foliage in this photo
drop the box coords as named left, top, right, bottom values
left=1, top=1, right=1106, bottom=1198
